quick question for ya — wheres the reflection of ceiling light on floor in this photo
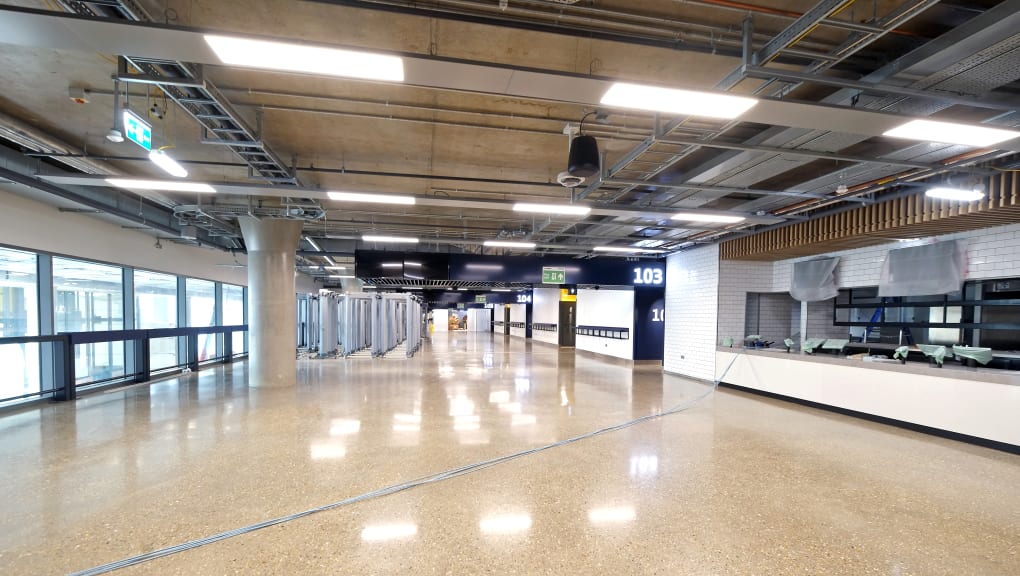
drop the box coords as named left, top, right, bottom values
left=392, top=424, right=421, bottom=432
left=514, top=377, right=531, bottom=393
left=479, top=514, right=532, bottom=534
left=449, top=396, right=475, bottom=416
left=489, top=390, right=510, bottom=403
left=393, top=413, right=421, bottom=423
left=588, top=506, right=636, bottom=524
left=329, top=419, right=361, bottom=436
left=454, top=422, right=481, bottom=431
left=360, top=523, right=418, bottom=542
left=310, top=442, right=347, bottom=460
left=511, top=414, right=536, bottom=427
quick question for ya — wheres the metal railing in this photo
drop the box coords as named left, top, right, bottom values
left=0, top=325, right=247, bottom=404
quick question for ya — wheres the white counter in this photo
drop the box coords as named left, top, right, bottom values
left=716, top=348, right=1020, bottom=447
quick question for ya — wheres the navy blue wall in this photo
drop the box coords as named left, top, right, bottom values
left=632, top=287, right=666, bottom=361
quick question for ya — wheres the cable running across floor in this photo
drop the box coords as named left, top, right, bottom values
left=70, top=352, right=744, bottom=576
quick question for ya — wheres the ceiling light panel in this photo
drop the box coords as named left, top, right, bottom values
left=593, top=246, right=666, bottom=254
left=601, top=82, right=758, bottom=119
left=363, top=235, right=419, bottom=243
left=106, top=179, right=215, bottom=193
left=513, top=203, right=591, bottom=216
left=882, top=119, right=1020, bottom=147
left=204, top=35, right=404, bottom=82
left=328, top=191, right=416, bottom=205
left=925, top=187, right=984, bottom=201
left=484, top=241, right=537, bottom=249
left=148, top=149, right=188, bottom=178
left=671, top=212, right=746, bottom=224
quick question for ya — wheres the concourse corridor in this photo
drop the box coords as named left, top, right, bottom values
left=1, top=333, right=1018, bottom=575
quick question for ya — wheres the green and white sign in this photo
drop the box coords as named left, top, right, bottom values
left=122, top=108, right=152, bottom=151
left=475, top=295, right=487, bottom=303
left=542, top=267, right=566, bottom=284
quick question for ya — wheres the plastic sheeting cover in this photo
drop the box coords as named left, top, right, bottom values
left=879, top=240, right=965, bottom=297
left=790, top=257, right=840, bottom=302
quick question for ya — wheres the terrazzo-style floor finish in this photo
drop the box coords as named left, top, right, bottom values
left=1, top=333, right=1018, bottom=575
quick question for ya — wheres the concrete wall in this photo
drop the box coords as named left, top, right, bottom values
left=0, top=186, right=318, bottom=293
left=664, top=245, right=719, bottom=380
left=576, top=287, right=634, bottom=360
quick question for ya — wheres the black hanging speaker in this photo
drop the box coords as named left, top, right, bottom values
left=567, top=135, right=600, bottom=178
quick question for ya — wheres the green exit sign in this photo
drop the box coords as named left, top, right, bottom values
left=542, top=267, right=566, bottom=284
left=122, top=108, right=151, bottom=151
left=475, top=295, right=487, bottom=303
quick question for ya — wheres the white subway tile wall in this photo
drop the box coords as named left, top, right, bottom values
left=718, top=260, right=774, bottom=344
left=774, top=222, right=1020, bottom=289
left=664, top=245, right=719, bottom=380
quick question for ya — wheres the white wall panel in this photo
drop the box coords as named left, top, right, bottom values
left=664, top=245, right=719, bottom=380
left=509, top=303, right=527, bottom=338
left=576, top=288, right=634, bottom=360
left=532, top=287, right=560, bottom=345
left=432, top=309, right=450, bottom=332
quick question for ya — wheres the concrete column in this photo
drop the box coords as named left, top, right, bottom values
left=238, top=217, right=304, bottom=387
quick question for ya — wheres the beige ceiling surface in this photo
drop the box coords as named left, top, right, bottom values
left=0, top=0, right=1017, bottom=282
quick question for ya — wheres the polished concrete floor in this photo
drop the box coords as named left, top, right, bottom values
left=1, top=333, right=1018, bottom=575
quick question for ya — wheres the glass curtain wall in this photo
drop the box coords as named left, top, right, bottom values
left=53, top=257, right=125, bottom=384
left=0, top=248, right=40, bottom=399
left=186, top=278, right=217, bottom=360
left=223, top=284, right=245, bottom=354
left=134, top=270, right=179, bottom=370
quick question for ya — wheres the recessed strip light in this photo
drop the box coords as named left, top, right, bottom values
left=381, top=263, right=403, bottom=268
left=204, top=35, right=404, bottom=82
left=671, top=212, right=746, bottom=224
left=148, top=149, right=188, bottom=178
left=329, top=275, right=355, bottom=279
left=513, top=203, right=591, bottom=216
left=925, top=187, right=984, bottom=201
left=327, top=191, right=416, bottom=205
left=883, top=119, right=1020, bottom=147
left=600, top=82, right=758, bottom=119
left=323, top=266, right=346, bottom=270
left=106, top=179, right=216, bottom=193
left=404, top=261, right=422, bottom=267
left=491, top=288, right=512, bottom=292
left=593, top=246, right=666, bottom=254
left=484, top=241, right=537, bottom=249
left=363, top=235, right=419, bottom=243
left=402, top=286, right=423, bottom=290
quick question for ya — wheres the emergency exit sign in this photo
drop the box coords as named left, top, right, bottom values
left=122, top=108, right=152, bottom=151
left=542, top=267, right=566, bottom=284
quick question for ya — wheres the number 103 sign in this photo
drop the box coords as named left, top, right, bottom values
left=632, top=267, right=663, bottom=285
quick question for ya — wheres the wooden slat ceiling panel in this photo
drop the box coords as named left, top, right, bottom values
left=721, top=173, right=1019, bottom=261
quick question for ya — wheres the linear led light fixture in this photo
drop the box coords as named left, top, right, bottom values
left=404, top=261, right=422, bottom=267
left=329, top=275, right=355, bottom=279
left=402, top=286, right=423, bottom=290
left=204, top=35, right=404, bottom=82
left=363, top=235, right=419, bottom=243
left=106, top=178, right=215, bottom=193
left=671, top=212, right=746, bottom=224
left=323, top=266, right=346, bottom=270
left=883, top=119, right=1020, bottom=147
left=925, top=187, right=984, bottom=201
left=491, top=288, right=512, bottom=292
left=305, top=236, right=323, bottom=251
left=593, top=246, right=667, bottom=254
left=484, top=241, right=537, bottom=249
left=327, top=191, right=416, bottom=205
left=148, top=149, right=188, bottom=178
left=381, top=263, right=403, bottom=268
left=601, top=82, right=758, bottom=119
left=513, top=203, right=591, bottom=216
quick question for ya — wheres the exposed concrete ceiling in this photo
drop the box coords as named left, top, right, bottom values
left=0, top=0, right=1018, bottom=286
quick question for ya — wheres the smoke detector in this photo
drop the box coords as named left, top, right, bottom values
left=557, top=171, right=585, bottom=188
left=835, top=184, right=849, bottom=194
